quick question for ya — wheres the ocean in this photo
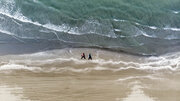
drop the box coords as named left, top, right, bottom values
left=0, top=0, right=180, bottom=101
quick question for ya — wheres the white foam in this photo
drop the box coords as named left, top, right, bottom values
left=0, top=0, right=37, bottom=26
left=1, top=49, right=180, bottom=73
left=1, top=10, right=117, bottom=38
left=172, top=11, right=179, bottom=14
left=135, top=22, right=140, bottom=25
left=113, top=19, right=126, bottom=22
left=114, top=29, right=122, bottom=32
left=52, top=66, right=114, bottom=73
left=134, top=30, right=156, bottom=38
left=0, top=64, right=41, bottom=71
left=0, top=9, right=41, bottom=27
left=140, top=31, right=155, bottom=38
left=117, top=75, right=162, bottom=82
left=0, top=29, right=14, bottom=36
left=163, top=27, right=180, bottom=31
left=133, top=21, right=158, bottom=30
left=43, top=23, right=70, bottom=33
left=52, top=67, right=90, bottom=73
left=140, top=53, right=180, bottom=71
left=148, top=26, right=157, bottom=30
left=0, top=3, right=117, bottom=38
left=1, top=0, right=112, bottom=38
left=0, top=2, right=71, bottom=35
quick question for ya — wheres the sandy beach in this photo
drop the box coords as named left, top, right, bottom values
left=1, top=0, right=180, bottom=100
left=0, top=48, right=180, bottom=101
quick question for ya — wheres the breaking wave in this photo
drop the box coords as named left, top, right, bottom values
left=0, top=49, right=179, bottom=74
left=0, top=0, right=180, bottom=55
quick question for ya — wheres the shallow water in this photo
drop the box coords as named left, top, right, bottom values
left=0, top=48, right=180, bottom=101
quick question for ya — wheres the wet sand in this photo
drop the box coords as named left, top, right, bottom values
left=0, top=48, right=180, bottom=101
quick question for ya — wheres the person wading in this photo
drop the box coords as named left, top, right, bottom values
left=88, top=53, right=92, bottom=60
left=81, top=53, right=86, bottom=59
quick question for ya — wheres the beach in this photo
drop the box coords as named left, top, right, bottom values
left=1, top=0, right=180, bottom=100
left=0, top=48, right=180, bottom=101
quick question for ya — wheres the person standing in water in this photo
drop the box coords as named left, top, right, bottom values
left=88, top=53, right=92, bottom=60
left=81, top=53, right=86, bottom=59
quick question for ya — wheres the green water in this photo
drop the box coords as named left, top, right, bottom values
left=0, top=0, right=180, bottom=55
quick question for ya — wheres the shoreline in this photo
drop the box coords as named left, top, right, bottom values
left=0, top=48, right=180, bottom=101
left=0, top=46, right=166, bottom=57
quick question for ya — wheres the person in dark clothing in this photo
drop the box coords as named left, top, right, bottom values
left=81, top=53, right=86, bottom=59
left=88, top=53, right=92, bottom=60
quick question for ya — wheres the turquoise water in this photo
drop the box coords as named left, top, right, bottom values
left=0, top=0, right=180, bottom=55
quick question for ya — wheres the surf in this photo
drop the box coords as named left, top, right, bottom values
left=0, top=48, right=179, bottom=74
left=0, top=0, right=180, bottom=55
